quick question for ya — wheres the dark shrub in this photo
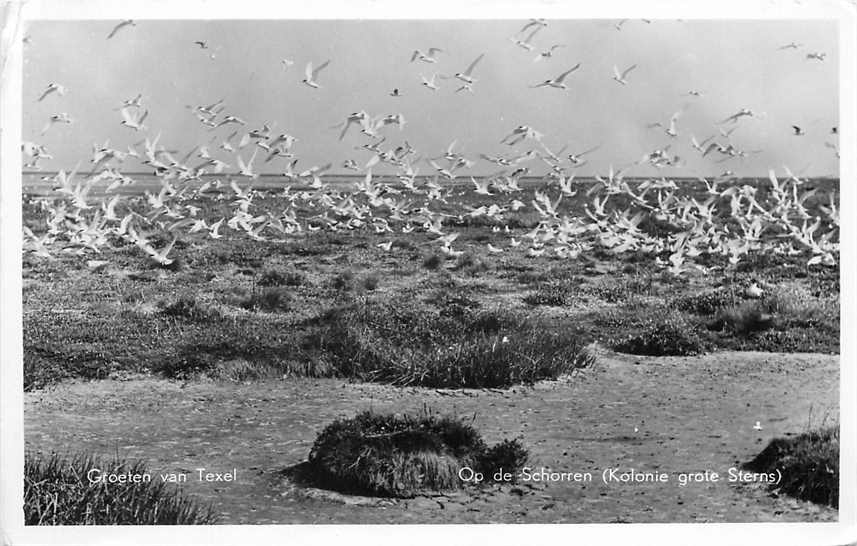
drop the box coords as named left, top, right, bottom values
left=239, top=287, right=292, bottom=312
left=523, top=282, right=569, bottom=306
left=306, top=409, right=529, bottom=497
left=258, top=267, right=305, bottom=287
left=422, top=253, right=443, bottom=270
left=331, top=270, right=355, bottom=291
left=743, top=427, right=838, bottom=507
left=613, top=313, right=706, bottom=356
left=159, top=296, right=219, bottom=322
left=362, top=273, right=380, bottom=291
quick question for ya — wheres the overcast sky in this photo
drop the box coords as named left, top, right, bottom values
left=22, top=18, right=839, bottom=177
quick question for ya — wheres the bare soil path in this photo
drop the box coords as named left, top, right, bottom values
left=25, top=349, right=838, bottom=523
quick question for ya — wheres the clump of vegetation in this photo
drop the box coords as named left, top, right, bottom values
left=422, top=252, right=444, bottom=270
left=331, top=270, right=355, bottom=291
left=239, top=286, right=292, bottom=312
left=709, top=301, right=775, bottom=335
left=743, top=426, right=839, bottom=507
left=361, top=273, right=380, bottom=291
left=306, top=409, right=529, bottom=497
left=159, top=296, right=219, bottom=322
left=451, top=252, right=489, bottom=276
left=523, top=282, right=569, bottom=306
left=301, top=299, right=594, bottom=388
left=612, top=313, right=706, bottom=356
left=25, top=451, right=218, bottom=525
left=257, top=267, right=306, bottom=287
left=672, top=287, right=740, bottom=315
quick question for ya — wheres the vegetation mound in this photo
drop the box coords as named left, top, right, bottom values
left=743, top=426, right=839, bottom=508
left=305, top=409, right=528, bottom=497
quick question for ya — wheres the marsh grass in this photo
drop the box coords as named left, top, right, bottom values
left=24, top=451, right=218, bottom=525
left=301, top=300, right=594, bottom=388
left=305, top=408, right=529, bottom=497
left=743, top=426, right=839, bottom=507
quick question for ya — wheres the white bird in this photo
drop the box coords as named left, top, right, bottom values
left=778, top=42, right=801, bottom=50
left=41, top=113, right=72, bottom=135
left=421, top=73, right=442, bottom=91
left=806, top=52, right=826, bottom=61
left=753, top=421, right=763, bottom=431
left=107, top=20, right=135, bottom=39
left=38, top=83, right=65, bottom=102
left=302, top=59, right=331, bottom=88
left=282, top=58, right=295, bottom=69
left=534, top=44, right=565, bottom=62
left=532, top=63, right=581, bottom=89
left=510, top=26, right=542, bottom=51
left=411, top=48, right=443, bottom=63
left=612, top=63, right=637, bottom=85
left=454, top=53, right=485, bottom=84
left=141, top=236, right=177, bottom=266
left=120, top=107, right=148, bottom=131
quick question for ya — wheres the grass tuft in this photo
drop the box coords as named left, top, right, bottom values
left=24, top=451, right=218, bottom=525
left=743, top=426, right=839, bottom=507
left=305, top=408, right=528, bottom=497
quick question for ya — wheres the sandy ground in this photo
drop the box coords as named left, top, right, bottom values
left=25, top=348, right=838, bottom=524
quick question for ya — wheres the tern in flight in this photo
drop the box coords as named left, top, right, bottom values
left=411, top=48, right=444, bottom=63
left=518, top=19, right=548, bottom=34
left=534, top=44, right=565, bottom=62
left=454, top=53, right=485, bottom=84
left=778, top=42, right=802, bottom=50
left=421, top=73, right=443, bottom=91
left=107, top=20, right=135, bottom=39
left=38, top=83, right=65, bottom=102
left=792, top=125, right=806, bottom=136
left=510, top=26, right=542, bottom=51
left=302, top=59, right=331, bottom=88
left=120, top=107, right=148, bottom=131
left=612, top=64, right=637, bottom=85
left=532, top=63, right=581, bottom=89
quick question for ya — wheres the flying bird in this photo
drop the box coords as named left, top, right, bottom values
left=532, top=63, right=581, bottom=89
left=533, top=44, right=565, bottom=62
left=411, top=48, right=443, bottom=63
left=454, top=53, right=485, bottom=84
left=612, top=63, right=637, bottom=85
left=302, top=59, right=331, bottom=88
left=792, top=125, right=806, bottom=136
left=120, top=107, right=148, bottom=131
left=194, top=40, right=208, bottom=49
left=107, top=20, right=135, bottom=40
left=778, top=42, right=802, bottom=49
left=510, top=26, right=542, bottom=51
left=38, top=83, right=65, bottom=102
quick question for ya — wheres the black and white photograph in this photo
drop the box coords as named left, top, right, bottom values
left=1, top=0, right=855, bottom=542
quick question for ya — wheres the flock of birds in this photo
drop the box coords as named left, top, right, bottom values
left=22, top=19, right=839, bottom=274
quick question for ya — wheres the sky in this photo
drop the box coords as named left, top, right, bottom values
left=21, top=18, right=840, bottom=177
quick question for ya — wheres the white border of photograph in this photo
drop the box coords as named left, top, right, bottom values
left=1, top=0, right=854, bottom=544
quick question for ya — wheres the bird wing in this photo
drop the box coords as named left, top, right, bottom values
left=622, top=64, right=637, bottom=78
left=556, top=63, right=581, bottom=82
left=312, top=59, right=331, bottom=77
left=463, top=53, right=484, bottom=76
left=522, top=25, right=542, bottom=43
left=304, top=62, right=313, bottom=80
left=411, top=50, right=420, bottom=62
left=120, top=107, right=135, bottom=124
left=427, top=47, right=443, bottom=56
